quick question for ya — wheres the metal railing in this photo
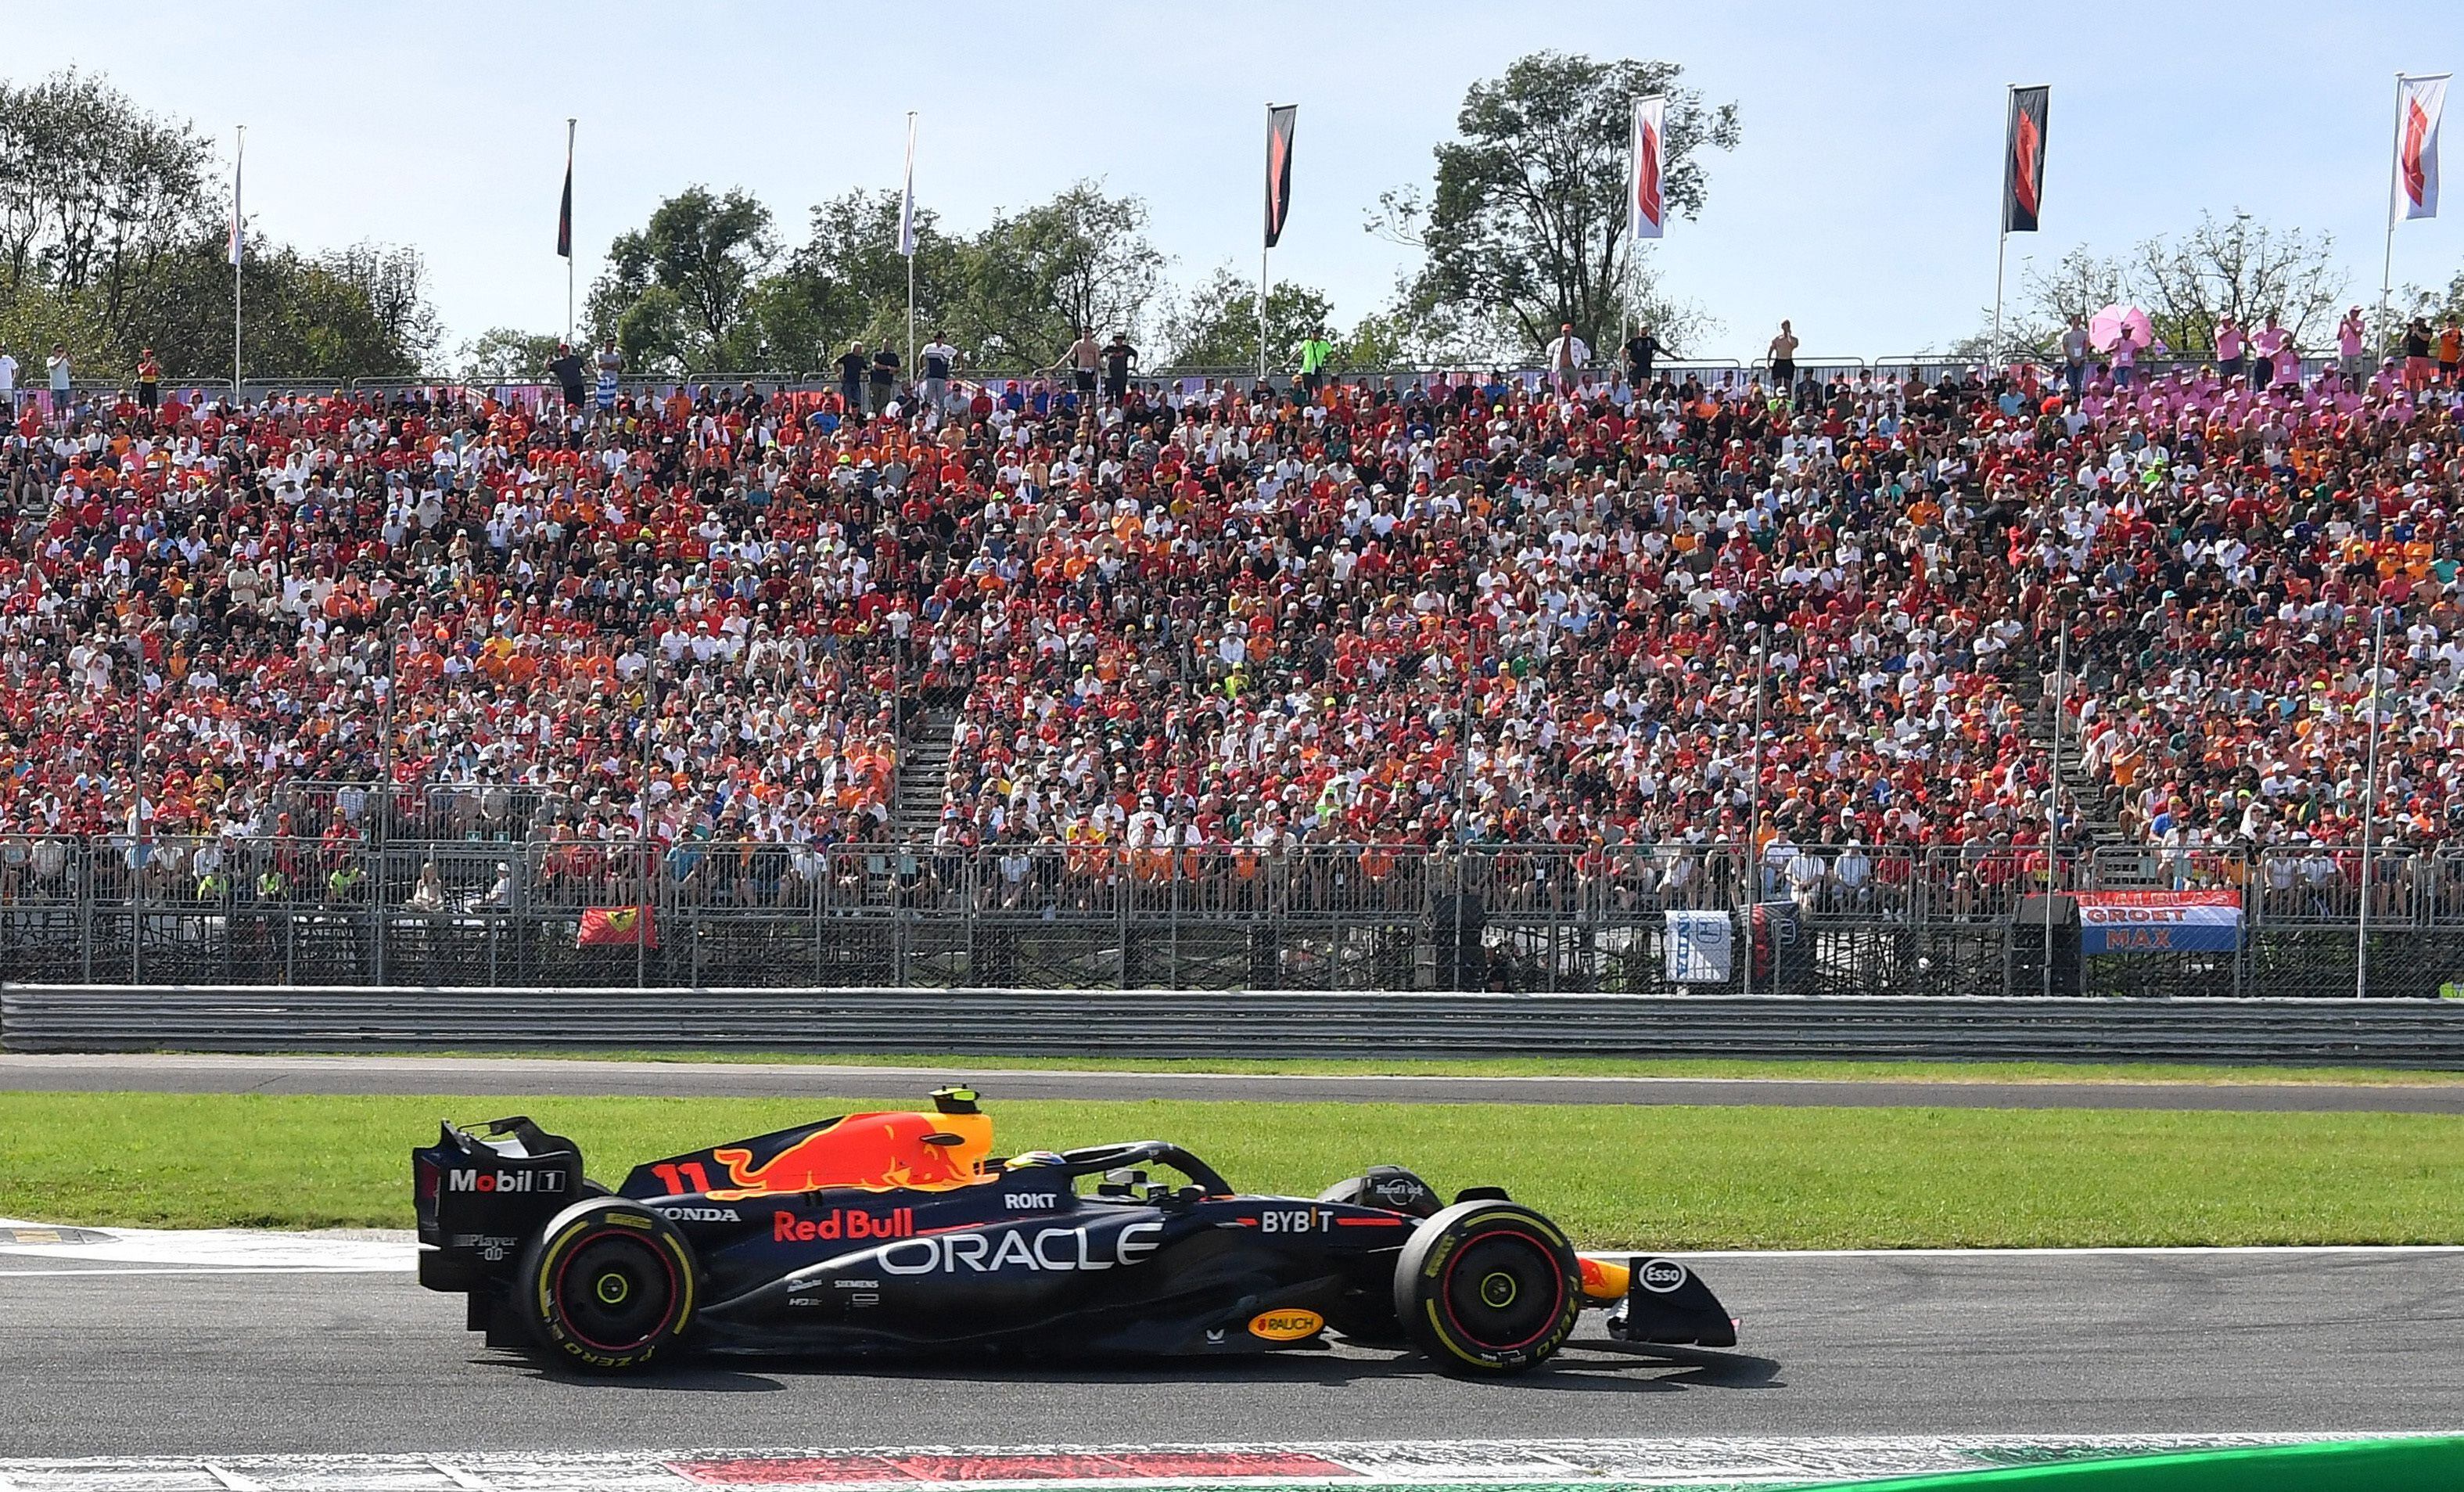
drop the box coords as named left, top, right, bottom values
left=0, top=836, right=2449, bottom=998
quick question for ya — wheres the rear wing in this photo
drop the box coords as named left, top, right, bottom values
left=412, top=1117, right=587, bottom=1291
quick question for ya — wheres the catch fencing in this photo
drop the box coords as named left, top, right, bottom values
left=0, top=836, right=2455, bottom=998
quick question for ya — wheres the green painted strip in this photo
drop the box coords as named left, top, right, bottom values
left=1799, top=1435, right=2464, bottom=1490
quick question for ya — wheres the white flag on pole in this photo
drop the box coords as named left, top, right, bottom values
left=898, top=113, right=918, bottom=257
left=228, top=139, right=244, bottom=267
left=1630, top=96, right=1665, bottom=241
left=2396, top=74, right=2450, bottom=223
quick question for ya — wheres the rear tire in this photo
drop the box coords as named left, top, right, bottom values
left=1392, top=1199, right=1581, bottom=1375
left=514, top=1198, right=697, bottom=1372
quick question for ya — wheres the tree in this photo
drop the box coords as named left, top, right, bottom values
left=756, top=188, right=966, bottom=369
left=456, top=327, right=566, bottom=382
left=1370, top=51, right=1739, bottom=360
left=1158, top=263, right=1334, bottom=369
left=586, top=186, right=778, bottom=373
left=1956, top=212, right=2351, bottom=359
left=322, top=242, right=442, bottom=371
left=2128, top=211, right=2347, bottom=352
left=956, top=182, right=1165, bottom=365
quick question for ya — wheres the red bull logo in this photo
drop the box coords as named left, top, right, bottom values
left=705, top=1111, right=995, bottom=1199
left=773, top=1208, right=917, bottom=1242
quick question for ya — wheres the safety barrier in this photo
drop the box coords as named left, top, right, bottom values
left=3, top=837, right=2458, bottom=998
left=6, top=986, right=2463, bottom=1062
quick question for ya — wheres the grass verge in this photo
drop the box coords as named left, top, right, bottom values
left=393, top=1049, right=2464, bottom=1087
left=3, top=1091, right=2459, bottom=1248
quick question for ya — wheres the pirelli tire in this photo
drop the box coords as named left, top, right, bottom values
left=514, top=1197, right=698, bottom=1372
left=1393, top=1199, right=1582, bottom=1375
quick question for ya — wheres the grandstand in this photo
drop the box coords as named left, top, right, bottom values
left=2, top=347, right=2458, bottom=996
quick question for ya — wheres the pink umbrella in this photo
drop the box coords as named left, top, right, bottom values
left=2087, top=304, right=2155, bottom=354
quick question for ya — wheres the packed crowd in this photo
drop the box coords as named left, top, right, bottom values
left=2, top=315, right=2462, bottom=896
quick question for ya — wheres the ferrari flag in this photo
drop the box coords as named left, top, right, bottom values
left=578, top=904, right=656, bottom=948
left=2396, top=74, right=2451, bottom=223
left=1631, top=96, right=1665, bottom=240
left=1263, top=104, right=1296, bottom=248
left=2002, top=84, right=2049, bottom=233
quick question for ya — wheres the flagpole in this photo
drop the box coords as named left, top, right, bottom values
left=232, top=124, right=245, bottom=398
left=639, top=626, right=656, bottom=990
left=1992, top=84, right=2012, bottom=369
left=903, top=112, right=918, bottom=379
left=2358, top=602, right=2387, bottom=999
left=2383, top=74, right=2405, bottom=333
left=1260, top=102, right=1274, bottom=383
left=566, top=118, right=577, bottom=346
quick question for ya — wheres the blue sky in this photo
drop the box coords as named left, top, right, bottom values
left=13, top=2, right=2463, bottom=360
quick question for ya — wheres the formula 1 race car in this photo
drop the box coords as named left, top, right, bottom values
left=412, top=1088, right=1736, bottom=1375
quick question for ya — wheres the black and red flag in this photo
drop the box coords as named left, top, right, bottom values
left=1264, top=104, right=1297, bottom=248
left=2002, top=85, right=2049, bottom=233
left=557, top=128, right=574, bottom=258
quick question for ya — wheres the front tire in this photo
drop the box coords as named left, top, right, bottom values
left=514, top=1198, right=697, bottom=1372
left=1393, top=1199, right=1581, bottom=1375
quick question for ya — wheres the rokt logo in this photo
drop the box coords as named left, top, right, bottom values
left=447, top=1168, right=566, bottom=1195
left=1004, top=1192, right=1060, bottom=1210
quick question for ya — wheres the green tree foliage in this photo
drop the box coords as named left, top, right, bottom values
left=1963, top=212, right=2352, bottom=360
left=585, top=185, right=779, bottom=375
left=454, top=327, right=566, bottom=382
left=1158, top=263, right=1335, bottom=369
left=590, top=179, right=1166, bottom=374
left=1371, top=51, right=1740, bottom=361
left=0, top=67, right=440, bottom=380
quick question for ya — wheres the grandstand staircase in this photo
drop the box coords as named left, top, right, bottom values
left=2018, top=655, right=2153, bottom=885
left=889, top=707, right=958, bottom=841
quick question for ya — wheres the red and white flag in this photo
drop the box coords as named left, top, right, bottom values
left=1630, top=96, right=1665, bottom=240
left=2396, top=74, right=2450, bottom=223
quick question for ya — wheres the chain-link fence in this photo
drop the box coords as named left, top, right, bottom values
left=0, top=836, right=2451, bottom=996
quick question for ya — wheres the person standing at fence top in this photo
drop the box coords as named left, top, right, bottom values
left=1101, top=333, right=1137, bottom=404
left=1545, top=322, right=1589, bottom=395
left=1295, top=327, right=1332, bottom=397
left=594, top=340, right=623, bottom=412
left=45, top=343, right=69, bottom=412
left=837, top=340, right=869, bottom=415
left=919, top=331, right=958, bottom=410
left=869, top=343, right=901, bottom=415
left=1622, top=324, right=1665, bottom=390
left=1062, top=326, right=1102, bottom=406
left=546, top=343, right=586, bottom=411
left=2214, top=314, right=2246, bottom=382
left=1766, top=321, right=1799, bottom=397
left=135, top=347, right=160, bottom=411
left=0, top=340, right=15, bottom=415
left=2060, top=316, right=2090, bottom=394
left=2336, top=306, right=2370, bottom=383
left=2251, top=315, right=2292, bottom=390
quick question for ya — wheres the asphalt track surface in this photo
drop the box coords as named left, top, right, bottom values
left=8, top=1052, right=2464, bottom=1112
left=2, top=1248, right=2458, bottom=1456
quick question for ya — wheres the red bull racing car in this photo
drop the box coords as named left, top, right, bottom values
left=413, top=1088, right=1735, bottom=1376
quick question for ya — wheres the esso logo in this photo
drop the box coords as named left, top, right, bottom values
left=1640, top=1259, right=1689, bottom=1293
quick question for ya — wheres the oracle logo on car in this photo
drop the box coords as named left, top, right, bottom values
left=446, top=1168, right=566, bottom=1195
left=877, top=1221, right=1163, bottom=1274
left=773, top=1208, right=916, bottom=1242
